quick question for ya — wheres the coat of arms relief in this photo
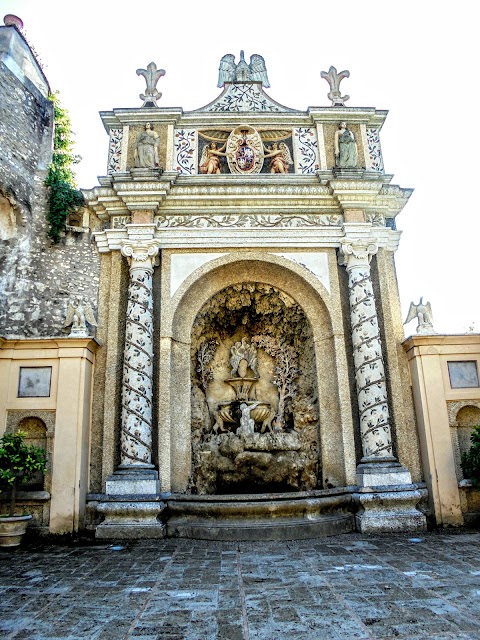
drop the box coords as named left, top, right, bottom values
left=199, top=126, right=293, bottom=175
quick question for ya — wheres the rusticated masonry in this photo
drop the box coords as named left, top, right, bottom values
left=119, top=242, right=160, bottom=467
left=339, top=241, right=394, bottom=461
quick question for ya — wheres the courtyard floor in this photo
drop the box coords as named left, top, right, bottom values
left=1, top=530, right=480, bottom=640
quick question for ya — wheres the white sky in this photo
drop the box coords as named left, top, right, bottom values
left=3, top=0, right=477, bottom=335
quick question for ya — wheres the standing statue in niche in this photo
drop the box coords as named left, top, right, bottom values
left=334, top=122, right=358, bottom=168
left=199, top=141, right=227, bottom=174
left=263, top=142, right=293, bottom=174
left=134, top=122, right=160, bottom=168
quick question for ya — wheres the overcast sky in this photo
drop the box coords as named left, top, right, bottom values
left=3, top=0, right=477, bottom=335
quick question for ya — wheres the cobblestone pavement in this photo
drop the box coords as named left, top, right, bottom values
left=1, top=530, right=480, bottom=640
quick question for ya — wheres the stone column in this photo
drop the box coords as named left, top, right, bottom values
left=119, top=241, right=159, bottom=469
left=338, top=236, right=426, bottom=532
left=338, top=240, right=395, bottom=465
left=96, top=239, right=166, bottom=539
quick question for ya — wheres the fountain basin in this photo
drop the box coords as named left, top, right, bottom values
left=166, top=488, right=356, bottom=540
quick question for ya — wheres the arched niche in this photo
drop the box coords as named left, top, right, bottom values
left=16, top=416, right=48, bottom=490
left=159, top=255, right=356, bottom=493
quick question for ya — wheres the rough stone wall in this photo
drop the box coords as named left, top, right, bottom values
left=0, top=26, right=100, bottom=338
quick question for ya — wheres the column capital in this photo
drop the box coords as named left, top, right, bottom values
left=120, top=240, right=161, bottom=272
left=338, top=240, right=378, bottom=270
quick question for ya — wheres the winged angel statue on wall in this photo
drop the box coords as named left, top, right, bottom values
left=217, top=51, right=270, bottom=87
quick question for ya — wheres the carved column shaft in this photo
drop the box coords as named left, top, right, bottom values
left=120, top=242, right=159, bottom=468
left=339, top=241, right=394, bottom=461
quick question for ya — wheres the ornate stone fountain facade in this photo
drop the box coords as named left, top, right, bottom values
left=79, top=52, right=427, bottom=538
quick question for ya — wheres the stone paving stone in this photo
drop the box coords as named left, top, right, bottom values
left=2, top=531, right=480, bottom=639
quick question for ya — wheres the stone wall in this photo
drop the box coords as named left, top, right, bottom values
left=0, top=24, right=100, bottom=339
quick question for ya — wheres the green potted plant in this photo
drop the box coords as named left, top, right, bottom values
left=0, top=431, right=47, bottom=547
left=461, top=425, right=480, bottom=488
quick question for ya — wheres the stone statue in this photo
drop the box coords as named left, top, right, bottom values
left=320, top=66, right=350, bottom=107
left=404, top=297, right=436, bottom=334
left=217, top=51, right=270, bottom=88
left=263, top=142, right=292, bottom=174
left=136, top=62, right=166, bottom=107
left=199, top=141, right=227, bottom=174
left=134, top=123, right=160, bottom=168
left=63, top=298, right=97, bottom=337
left=238, top=402, right=259, bottom=435
left=230, top=338, right=259, bottom=378
left=334, top=122, right=357, bottom=168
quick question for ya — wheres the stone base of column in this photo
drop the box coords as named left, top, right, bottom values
left=356, top=461, right=412, bottom=487
left=96, top=498, right=166, bottom=539
left=354, top=485, right=428, bottom=533
left=96, top=469, right=165, bottom=539
left=354, top=461, right=427, bottom=533
left=105, top=468, right=160, bottom=495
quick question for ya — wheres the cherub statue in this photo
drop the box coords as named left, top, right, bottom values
left=237, top=402, right=260, bottom=435
left=263, top=142, right=292, bottom=173
left=404, top=297, right=435, bottom=334
left=64, top=298, right=98, bottom=337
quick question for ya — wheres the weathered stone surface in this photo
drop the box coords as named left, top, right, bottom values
left=0, top=25, right=101, bottom=339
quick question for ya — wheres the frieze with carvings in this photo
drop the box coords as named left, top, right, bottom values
left=294, top=128, right=319, bottom=174
left=111, top=216, right=132, bottom=229
left=107, top=128, right=123, bottom=174
left=174, top=129, right=196, bottom=175
left=154, top=213, right=342, bottom=229
left=204, top=83, right=289, bottom=113
left=366, top=128, right=384, bottom=173
left=365, top=213, right=385, bottom=226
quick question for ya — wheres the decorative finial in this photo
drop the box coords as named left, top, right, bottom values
left=320, top=65, right=350, bottom=107
left=404, top=297, right=436, bottom=334
left=136, top=62, right=166, bottom=108
left=3, top=14, right=24, bottom=30
left=217, top=52, right=270, bottom=88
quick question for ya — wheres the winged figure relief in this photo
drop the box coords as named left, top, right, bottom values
left=217, top=51, right=270, bottom=87
left=198, top=128, right=292, bottom=175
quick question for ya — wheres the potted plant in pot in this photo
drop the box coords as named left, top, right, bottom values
left=0, top=431, right=47, bottom=547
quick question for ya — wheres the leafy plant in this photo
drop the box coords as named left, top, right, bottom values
left=0, top=432, right=47, bottom=517
left=45, top=92, right=84, bottom=242
left=461, top=425, right=480, bottom=488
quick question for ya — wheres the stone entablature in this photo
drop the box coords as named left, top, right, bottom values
left=84, top=173, right=411, bottom=234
